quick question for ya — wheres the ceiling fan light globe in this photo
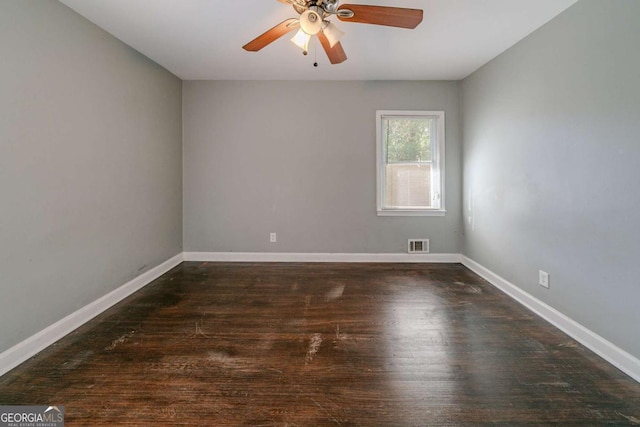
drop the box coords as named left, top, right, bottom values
left=291, top=29, right=311, bottom=53
left=322, top=22, right=344, bottom=48
left=300, top=10, right=323, bottom=35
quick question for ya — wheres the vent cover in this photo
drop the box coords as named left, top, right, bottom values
left=408, top=239, right=430, bottom=254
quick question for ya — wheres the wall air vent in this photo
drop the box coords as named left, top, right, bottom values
left=408, top=239, right=430, bottom=254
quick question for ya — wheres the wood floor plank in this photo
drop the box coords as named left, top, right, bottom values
left=1, top=262, right=640, bottom=425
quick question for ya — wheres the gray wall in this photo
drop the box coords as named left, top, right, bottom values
left=462, top=0, right=640, bottom=359
left=183, top=81, right=461, bottom=254
left=0, top=1, right=182, bottom=353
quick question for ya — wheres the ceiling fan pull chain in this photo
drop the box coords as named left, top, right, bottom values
left=313, top=36, right=319, bottom=67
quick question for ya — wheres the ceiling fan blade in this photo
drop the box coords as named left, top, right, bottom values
left=337, top=5, right=423, bottom=29
left=243, top=18, right=299, bottom=52
left=318, top=31, right=347, bottom=64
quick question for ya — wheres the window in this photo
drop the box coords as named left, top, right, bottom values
left=376, top=110, right=445, bottom=216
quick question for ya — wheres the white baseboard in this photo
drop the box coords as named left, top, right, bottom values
left=183, top=251, right=462, bottom=263
left=3, top=251, right=638, bottom=386
left=461, top=255, right=640, bottom=384
left=0, top=253, right=184, bottom=377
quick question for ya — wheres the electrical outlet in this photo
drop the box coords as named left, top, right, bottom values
left=270, top=232, right=277, bottom=243
left=539, top=270, right=550, bottom=289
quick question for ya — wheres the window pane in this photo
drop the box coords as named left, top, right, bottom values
left=385, top=163, right=432, bottom=208
left=385, top=117, right=432, bottom=163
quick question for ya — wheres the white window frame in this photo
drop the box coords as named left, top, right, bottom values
left=376, top=110, right=446, bottom=217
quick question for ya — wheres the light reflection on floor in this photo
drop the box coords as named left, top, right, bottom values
left=381, top=277, right=544, bottom=422
left=383, top=283, right=457, bottom=421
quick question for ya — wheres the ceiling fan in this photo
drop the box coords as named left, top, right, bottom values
left=243, top=0, right=423, bottom=65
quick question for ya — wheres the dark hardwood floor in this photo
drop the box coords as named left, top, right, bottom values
left=1, top=262, right=640, bottom=426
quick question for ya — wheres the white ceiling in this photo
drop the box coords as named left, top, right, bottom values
left=58, top=0, right=577, bottom=81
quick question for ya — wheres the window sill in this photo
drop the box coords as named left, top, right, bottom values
left=377, top=209, right=446, bottom=217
